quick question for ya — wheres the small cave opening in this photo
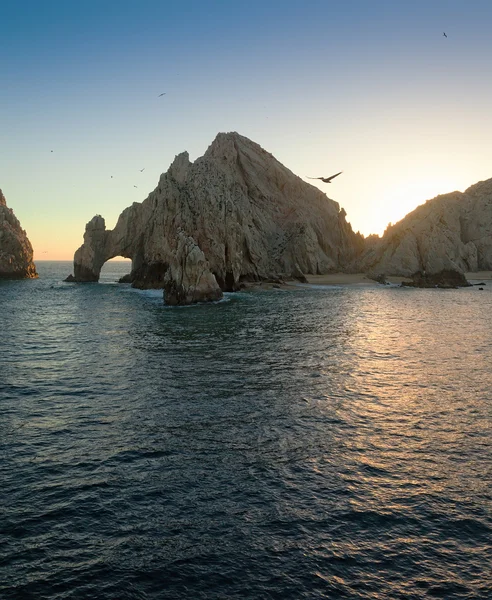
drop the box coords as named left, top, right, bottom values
left=213, top=271, right=237, bottom=292
left=224, top=271, right=236, bottom=292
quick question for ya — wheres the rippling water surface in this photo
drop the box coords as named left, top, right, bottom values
left=1, top=261, right=491, bottom=599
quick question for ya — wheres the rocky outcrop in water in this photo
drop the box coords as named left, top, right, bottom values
left=401, top=270, right=471, bottom=289
left=360, top=179, right=492, bottom=277
left=0, top=190, right=37, bottom=279
left=67, top=132, right=364, bottom=304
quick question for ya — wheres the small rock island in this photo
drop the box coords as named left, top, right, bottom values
left=0, top=189, right=37, bottom=280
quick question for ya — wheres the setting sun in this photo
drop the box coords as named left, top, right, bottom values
left=378, top=176, right=465, bottom=234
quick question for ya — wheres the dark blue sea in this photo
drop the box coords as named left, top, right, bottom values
left=1, top=261, right=491, bottom=599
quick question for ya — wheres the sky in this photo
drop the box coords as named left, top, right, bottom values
left=2, top=0, right=492, bottom=260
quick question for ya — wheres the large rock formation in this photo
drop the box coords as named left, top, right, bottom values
left=68, top=132, right=364, bottom=304
left=0, top=190, right=37, bottom=279
left=360, top=179, right=492, bottom=277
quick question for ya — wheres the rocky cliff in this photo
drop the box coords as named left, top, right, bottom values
left=68, top=132, right=364, bottom=304
left=359, top=179, right=492, bottom=277
left=0, top=190, right=37, bottom=279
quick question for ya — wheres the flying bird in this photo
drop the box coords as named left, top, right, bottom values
left=158, top=93, right=166, bottom=97
left=443, top=32, right=447, bottom=37
left=139, top=168, right=145, bottom=172
left=11, top=422, right=27, bottom=432
left=133, top=185, right=138, bottom=188
left=307, top=171, right=343, bottom=183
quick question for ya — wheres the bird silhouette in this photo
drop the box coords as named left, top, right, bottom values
left=307, top=171, right=342, bottom=183
left=158, top=93, right=166, bottom=97
left=134, top=185, right=138, bottom=188
left=443, top=32, right=447, bottom=37
left=139, top=168, right=145, bottom=172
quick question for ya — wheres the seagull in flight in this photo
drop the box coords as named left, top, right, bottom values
left=307, top=171, right=343, bottom=183
left=443, top=32, right=447, bottom=37
left=158, top=93, right=166, bottom=97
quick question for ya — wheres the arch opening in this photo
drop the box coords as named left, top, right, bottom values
left=99, top=256, right=132, bottom=284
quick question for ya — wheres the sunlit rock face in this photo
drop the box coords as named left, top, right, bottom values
left=0, top=189, right=37, bottom=279
left=359, top=178, right=492, bottom=277
left=68, top=132, right=364, bottom=304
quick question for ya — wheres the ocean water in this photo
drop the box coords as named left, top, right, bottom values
left=1, top=261, right=491, bottom=600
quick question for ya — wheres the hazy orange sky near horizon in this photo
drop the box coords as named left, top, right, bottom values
left=2, top=1, right=492, bottom=261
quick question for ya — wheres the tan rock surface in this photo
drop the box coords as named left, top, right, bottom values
left=359, top=179, right=492, bottom=276
left=69, top=132, right=364, bottom=303
left=0, top=189, right=37, bottom=279
left=163, top=231, right=223, bottom=305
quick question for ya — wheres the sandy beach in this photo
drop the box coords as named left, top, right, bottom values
left=465, top=271, right=492, bottom=282
left=245, top=271, right=492, bottom=291
left=244, top=273, right=408, bottom=291
left=306, top=272, right=492, bottom=286
left=303, top=273, right=414, bottom=285
left=304, top=273, right=418, bottom=285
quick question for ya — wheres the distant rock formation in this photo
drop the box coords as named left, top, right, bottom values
left=359, top=179, right=492, bottom=277
left=67, top=132, right=364, bottom=304
left=0, top=190, right=37, bottom=279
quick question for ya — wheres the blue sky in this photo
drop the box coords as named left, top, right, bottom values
left=2, top=0, right=492, bottom=259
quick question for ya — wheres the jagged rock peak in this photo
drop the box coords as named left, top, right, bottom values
left=0, top=190, right=37, bottom=279
left=206, top=131, right=256, bottom=153
left=204, top=132, right=289, bottom=173
left=86, top=215, right=106, bottom=231
left=168, top=152, right=191, bottom=183
left=206, top=130, right=247, bottom=151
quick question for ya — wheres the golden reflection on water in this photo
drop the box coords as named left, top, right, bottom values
left=306, top=287, right=492, bottom=504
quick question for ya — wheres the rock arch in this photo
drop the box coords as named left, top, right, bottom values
left=71, top=216, right=131, bottom=281
left=67, top=214, right=223, bottom=304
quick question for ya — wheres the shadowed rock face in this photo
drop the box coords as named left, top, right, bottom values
left=359, top=179, right=492, bottom=277
left=68, top=132, right=364, bottom=304
left=401, top=270, right=471, bottom=289
left=0, top=189, right=37, bottom=279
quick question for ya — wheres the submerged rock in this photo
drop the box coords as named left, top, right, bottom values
left=0, top=190, right=37, bottom=279
left=67, top=132, right=364, bottom=304
left=118, top=273, right=133, bottom=284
